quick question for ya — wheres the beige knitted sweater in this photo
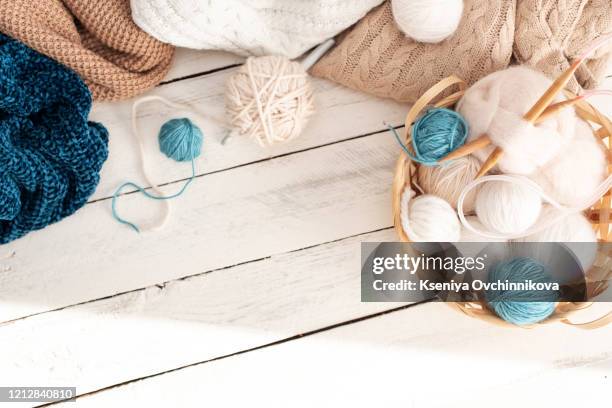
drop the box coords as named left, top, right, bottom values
left=312, top=0, right=612, bottom=103
left=311, top=0, right=516, bottom=103
left=0, top=0, right=174, bottom=101
left=515, top=0, right=612, bottom=92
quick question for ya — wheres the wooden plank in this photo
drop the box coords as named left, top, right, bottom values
left=89, top=71, right=407, bottom=202
left=162, top=48, right=243, bottom=83
left=0, top=133, right=401, bottom=322
left=0, top=229, right=406, bottom=397
left=89, top=69, right=609, bottom=208
left=61, top=302, right=612, bottom=407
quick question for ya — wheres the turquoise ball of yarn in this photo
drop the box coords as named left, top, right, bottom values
left=485, top=257, right=559, bottom=326
left=158, top=118, right=203, bottom=162
left=411, top=108, right=468, bottom=166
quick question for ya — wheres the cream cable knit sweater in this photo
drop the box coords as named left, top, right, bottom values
left=514, top=0, right=612, bottom=92
left=131, top=0, right=384, bottom=59
left=311, top=0, right=516, bottom=103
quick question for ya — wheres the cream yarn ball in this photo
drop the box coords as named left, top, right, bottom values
left=401, top=189, right=461, bottom=242
left=418, top=155, right=481, bottom=213
left=475, top=178, right=542, bottom=234
left=456, top=216, right=506, bottom=259
left=391, top=0, right=463, bottom=43
left=225, top=56, right=315, bottom=146
left=515, top=207, right=597, bottom=272
left=460, top=216, right=507, bottom=242
left=530, top=120, right=607, bottom=207
left=457, top=66, right=577, bottom=175
left=518, top=207, right=596, bottom=242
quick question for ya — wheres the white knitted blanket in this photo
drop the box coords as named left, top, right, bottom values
left=131, top=0, right=384, bottom=59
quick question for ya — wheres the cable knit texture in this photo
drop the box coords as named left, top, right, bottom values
left=0, top=0, right=175, bottom=101
left=310, top=0, right=516, bottom=103
left=130, top=0, right=384, bottom=59
left=0, top=34, right=108, bottom=244
left=514, top=0, right=612, bottom=92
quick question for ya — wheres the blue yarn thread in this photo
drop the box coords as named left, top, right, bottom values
left=112, top=118, right=203, bottom=233
left=485, top=257, right=559, bottom=326
left=388, top=108, right=468, bottom=166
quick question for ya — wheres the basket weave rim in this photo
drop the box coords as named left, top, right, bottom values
left=391, top=75, right=612, bottom=329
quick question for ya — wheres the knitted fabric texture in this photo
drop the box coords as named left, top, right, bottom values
left=514, top=0, right=612, bottom=92
left=0, top=0, right=174, bottom=101
left=310, top=0, right=516, bottom=103
left=130, top=0, right=384, bottom=59
left=0, top=34, right=109, bottom=244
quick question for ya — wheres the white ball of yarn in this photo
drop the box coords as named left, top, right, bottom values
left=518, top=207, right=597, bottom=242
left=400, top=189, right=461, bottom=242
left=515, top=207, right=597, bottom=272
left=225, top=56, right=315, bottom=146
left=455, top=216, right=506, bottom=259
left=460, top=216, right=507, bottom=242
left=475, top=179, right=542, bottom=234
left=418, top=155, right=481, bottom=213
left=457, top=66, right=577, bottom=175
left=391, top=0, right=463, bottom=43
left=530, top=120, right=607, bottom=207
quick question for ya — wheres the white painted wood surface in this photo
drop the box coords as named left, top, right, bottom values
left=0, top=48, right=611, bottom=408
left=0, top=128, right=400, bottom=322
left=0, top=229, right=404, bottom=396
left=0, top=60, right=406, bottom=322
left=58, top=303, right=612, bottom=408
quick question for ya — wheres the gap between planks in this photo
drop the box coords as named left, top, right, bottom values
left=49, top=300, right=612, bottom=407
left=1, top=228, right=416, bottom=402
left=89, top=125, right=406, bottom=205
left=0, top=105, right=406, bottom=322
left=0, top=225, right=393, bottom=325
left=87, top=50, right=407, bottom=203
left=41, top=302, right=429, bottom=406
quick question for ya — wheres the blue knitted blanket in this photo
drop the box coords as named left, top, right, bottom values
left=0, top=34, right=109, bottom=244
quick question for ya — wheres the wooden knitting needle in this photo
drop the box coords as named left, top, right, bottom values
left=475, top=146, right=504, bottom=178
left=524, top=59, right=582, bottom=123
left=438, top=134, right=492, bottom=163
left=476, top=60, right=583, bottom=175
left=440, top=59, right=583, bottom=175
left=535, top=97, right=584, bottom=124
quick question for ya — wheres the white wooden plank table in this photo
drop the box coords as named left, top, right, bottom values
left=0, top=49, right=610, bottom=407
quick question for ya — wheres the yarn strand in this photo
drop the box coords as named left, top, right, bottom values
left=111, top=95, right=216, bottom=233
left=111, top=159, right=196, bottom=233
left=386, top=107, right=468, bottom=166
left=457, top=174, right=612, bottom=240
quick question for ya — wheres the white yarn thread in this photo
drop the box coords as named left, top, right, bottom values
left=128, top=95, right=226, bottom=232
left=400, top=189, right=461, bottom=242
left=391, top=0, right=463, bottom=43
left=460, top=216, right=507, bottom=243
left=457, top=174, right=612, bottom=240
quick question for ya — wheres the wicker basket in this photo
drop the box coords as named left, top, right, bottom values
left=391, top=75, right=612, bottom=329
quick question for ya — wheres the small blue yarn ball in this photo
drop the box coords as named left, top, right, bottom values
left=158, top=118, right=203, bottom=162
left=411, top=108, right=468, bottom=166
left=485, top=257, right=559, bottom=326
